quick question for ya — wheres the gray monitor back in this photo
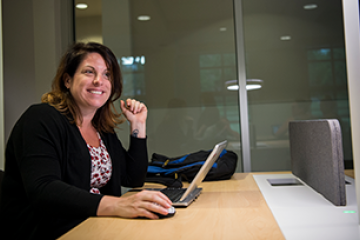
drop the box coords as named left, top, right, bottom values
left=289, top=119, right=346, bottom=206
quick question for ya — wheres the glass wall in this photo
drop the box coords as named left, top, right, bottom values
left=75, top=0, right=352, bottom=172
left=75, top=0, right=243, bottom=172
left=241, top=0, right=352, bottom=171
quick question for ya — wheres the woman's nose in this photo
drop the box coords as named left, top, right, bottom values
left=93, top=74, right=103, bottom=85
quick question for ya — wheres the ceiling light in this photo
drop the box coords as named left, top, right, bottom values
left=246, top=84, right=262, bottom=90
left=137, top=15, right=151, bottom=21
left=246, top=79, right=263, bottom=91
left=280, top=36, right=291, bottom=41
left=220, top=27, right=227, bottom=32
left=76, top=3, right=88, bottom=9
left=228, top=85, right=239, bottom=90
left=303, top=4, right=318, bottom=10
left=225, top=79, right=263, bottom=91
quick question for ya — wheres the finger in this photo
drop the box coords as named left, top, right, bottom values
left=125, top=99, right=132, bottom=111
left=127, top=193, right=165, bottom=219
left=156, top=192, right=173, bottom=206
left=128, top=192, right=172, bottom=219
left=145, top=201, right=168, bottom=216
left=139, top=190, right=172, bottom=208
left=120, top=100, right=127, bottom=112
left=127, top=99, right=136, bottom=112
left=130, top=102, right=146, bottom=115
left=138, top=103, right=147, bottom=114
left=132, top=101, right=141, bottom=114
left=126, top=99, right=144, bottom=114
left=136, top=206, right=160, bottom=220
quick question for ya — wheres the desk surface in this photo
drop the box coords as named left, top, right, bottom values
left=254, top=173, right=359, bottom=240
left=58, top=173, right=285, bottom=240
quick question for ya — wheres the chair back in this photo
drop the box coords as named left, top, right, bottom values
left=0, top=169, right=4, bottom=201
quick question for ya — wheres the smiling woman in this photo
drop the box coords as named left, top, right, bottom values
left=0, top=42, right=172, bottom=240
left=64, top=53, right=112, bottom=120
left=42, top=42, right=123, bottom=133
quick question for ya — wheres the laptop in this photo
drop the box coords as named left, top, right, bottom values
left=157, top=140, right=228, bottom=207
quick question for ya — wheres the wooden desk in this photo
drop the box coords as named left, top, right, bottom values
left=345, top=169, right=355, bottom=179
left=58, top=173, right=284, bottom=240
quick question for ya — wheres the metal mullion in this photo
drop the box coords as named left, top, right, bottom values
left=233, top=0, right=251, bottom=172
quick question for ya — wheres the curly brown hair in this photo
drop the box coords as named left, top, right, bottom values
left=41, top=42, right=124, bottom=133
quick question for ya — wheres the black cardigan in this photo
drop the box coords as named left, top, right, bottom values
left=0, top=103, right=148, bottom=239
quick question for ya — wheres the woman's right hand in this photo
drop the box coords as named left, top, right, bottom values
left=120, top=99, right=147, bottom=138
left=97, top=190, right=172, bottom=219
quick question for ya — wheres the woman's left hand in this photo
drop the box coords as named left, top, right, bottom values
left=120, top=99, right=147, bottom=138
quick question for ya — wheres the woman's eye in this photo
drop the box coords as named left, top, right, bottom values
left=104, top=72, right=110, bottom=80
left=84, top=69, right=94, bottom=74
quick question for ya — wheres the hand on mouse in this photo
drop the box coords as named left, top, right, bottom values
left=96, top=190, right=172, bottom=219
left=152, top=204, right=176, bottom=219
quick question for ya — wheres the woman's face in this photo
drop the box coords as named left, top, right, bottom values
left=65, top=52, right=112, bottom=116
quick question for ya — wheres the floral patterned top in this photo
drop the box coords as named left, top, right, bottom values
left=88, top=132, right=112, bottom=194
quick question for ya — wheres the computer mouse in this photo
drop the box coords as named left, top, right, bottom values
left=154, top=206, right=176, bottom=219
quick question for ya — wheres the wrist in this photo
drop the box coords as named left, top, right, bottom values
left=130, top=122, right=146, bottom=138
left=97, top=196, right=117, bottom=216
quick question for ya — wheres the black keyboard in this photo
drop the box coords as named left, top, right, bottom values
left=160, top=188, right=187, bottom=202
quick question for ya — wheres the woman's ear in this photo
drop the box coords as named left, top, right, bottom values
left=64, top=74, right=71, bottom=89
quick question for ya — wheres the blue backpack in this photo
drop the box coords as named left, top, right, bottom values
left=146, top=149, right=238, bottom=187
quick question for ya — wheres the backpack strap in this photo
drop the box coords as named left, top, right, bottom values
left=145, top=176, right=183, bottom=188
left=147, top=162, right=218, bottom=176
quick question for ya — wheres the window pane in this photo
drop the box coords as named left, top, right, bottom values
left=200, top=54, right=222, bottom=68
left=242, top=0, right=352, bottom=171
left=223, top=53, right=236, bottom=66
left=333, top=48, right=346, bottom=59
left=307, top=48, right=332, bottom=60
left=334, top=61, right=347, bottom=85
left=200, top=69, right=222, bottom=92
left=308, top=62, right=333, bottom=86
left=75, top=0, right=242, bottom=172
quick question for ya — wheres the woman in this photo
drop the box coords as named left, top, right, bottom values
left=0, top=42, right=172, bottom=239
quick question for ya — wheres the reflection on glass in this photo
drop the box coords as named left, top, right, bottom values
left=74, top=0, right=352, bottom=172
left=74, top=0, right=242, bottom=172
left=243, top=0, right=352, bottom=171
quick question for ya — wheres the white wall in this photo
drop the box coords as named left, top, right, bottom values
left=0, top=0, right=4, bottom=169
left=342, top=0, right=360, bottom=224
left=1, top=0, right=73, bottom=168
left=75, top=16, right=103, bottom=43
left=33, top=0, right=65, bottom=98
